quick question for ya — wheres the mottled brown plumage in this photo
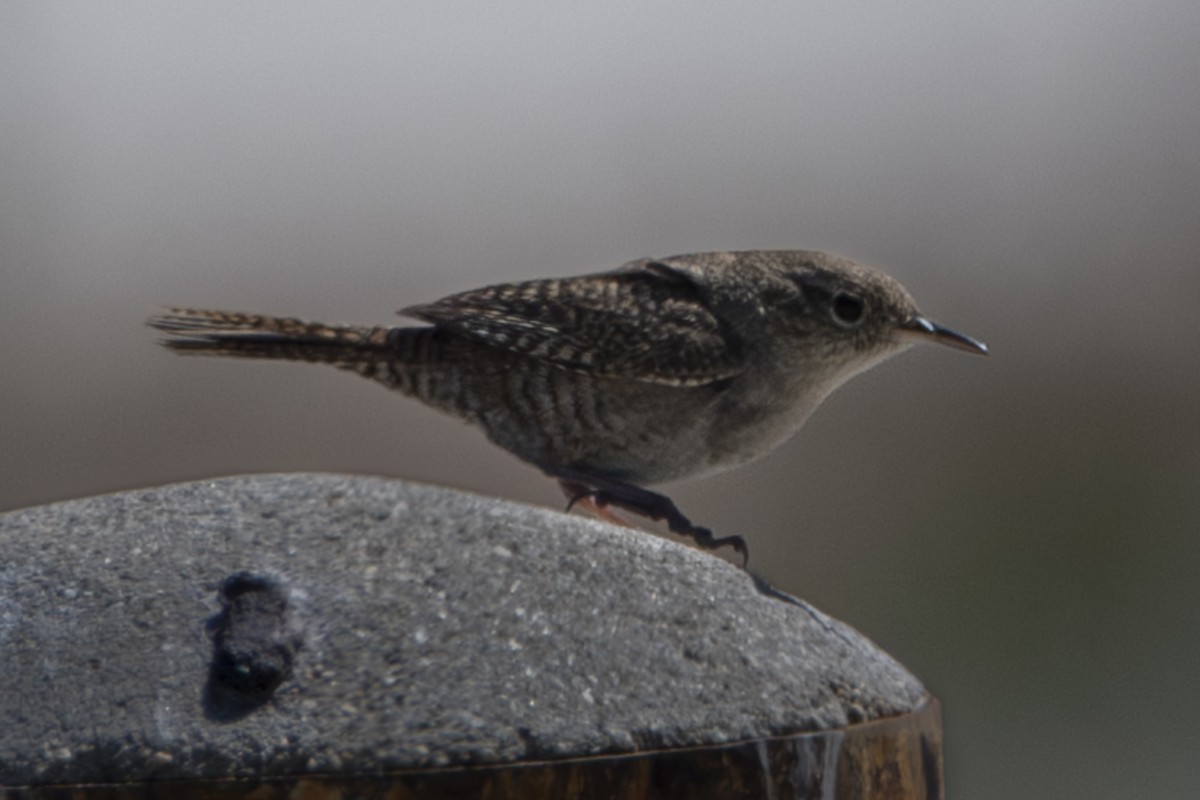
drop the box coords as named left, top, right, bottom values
left=149, top=250, right=986, bottom=566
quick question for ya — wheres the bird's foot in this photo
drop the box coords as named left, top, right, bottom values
left=554, top=469, right=749, bottom=568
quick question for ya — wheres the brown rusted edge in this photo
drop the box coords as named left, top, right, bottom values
left=4, top=696, right=942, bottom=800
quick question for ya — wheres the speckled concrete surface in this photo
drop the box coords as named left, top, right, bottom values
left=0, top=474, right=926, bottom=786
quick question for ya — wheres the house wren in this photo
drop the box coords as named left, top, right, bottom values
left=149, top=250, right=987, bottom=567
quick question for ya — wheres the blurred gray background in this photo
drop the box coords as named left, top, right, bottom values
left=3, top=2, right=1198, bottom=796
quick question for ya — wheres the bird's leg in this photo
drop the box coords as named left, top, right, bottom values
left=559, top=481, right=631, bottom=527
left=553, top=469, right=749, bottom=568
left=557, top=475, right=812, bottom=609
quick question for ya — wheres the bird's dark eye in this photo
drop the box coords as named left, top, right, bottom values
left=831, top=291, right=865, bottom=327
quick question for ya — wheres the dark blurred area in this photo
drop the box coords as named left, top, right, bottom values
left=3, top=3, right=1198, bottom=797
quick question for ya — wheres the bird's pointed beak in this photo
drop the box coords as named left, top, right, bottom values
left=898, top=316, right=989, bottom=355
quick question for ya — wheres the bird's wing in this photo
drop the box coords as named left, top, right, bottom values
left=400, top=261, right=744, bottom=386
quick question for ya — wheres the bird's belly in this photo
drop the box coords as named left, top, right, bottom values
left=406, top=353, right=831, bottom=487
left=686, top=373, right=840, bottom=480
left=466, top=368, right=727, bottom=485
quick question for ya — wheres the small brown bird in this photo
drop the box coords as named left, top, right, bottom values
left=149, top=250, right=987, bottom=566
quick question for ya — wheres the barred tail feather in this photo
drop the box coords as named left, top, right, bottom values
left=149, top=307, right=488, bottom=421
left=147, top=308, right=396, bottom=365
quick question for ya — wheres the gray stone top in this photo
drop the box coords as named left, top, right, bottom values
left=0, top=474, right=926, bottom=786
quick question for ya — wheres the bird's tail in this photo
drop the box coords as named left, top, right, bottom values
left=147, top=308, right=398, bottom=366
